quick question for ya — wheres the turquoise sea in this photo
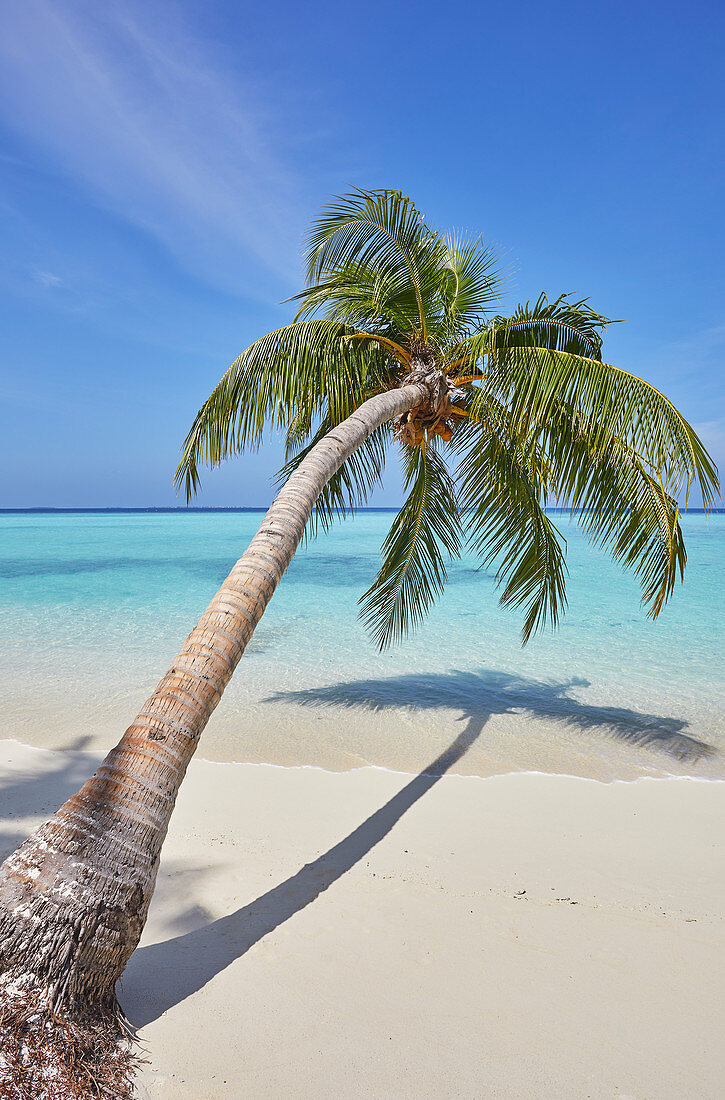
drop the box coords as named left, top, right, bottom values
left=1, top=510, right=723, bottom=781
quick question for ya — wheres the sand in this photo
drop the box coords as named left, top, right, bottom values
left=1, top=738, right=723, bottom=1099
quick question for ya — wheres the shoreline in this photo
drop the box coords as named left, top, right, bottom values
left=3, top=736, right=724, bottom=786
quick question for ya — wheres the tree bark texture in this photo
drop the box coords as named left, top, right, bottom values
left=0, top=382, right=428, bottom=1013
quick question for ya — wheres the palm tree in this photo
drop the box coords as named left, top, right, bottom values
left=0, top=189, right=718, bottom=1095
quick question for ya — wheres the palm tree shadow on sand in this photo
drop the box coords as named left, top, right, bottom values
left=123, top=713, right=484, bottom=1027
left=124, top=668, right=714, bottom=1027
left=0, top=733, right=97, bottom=862
left=269, top=667, right=715, bottom=765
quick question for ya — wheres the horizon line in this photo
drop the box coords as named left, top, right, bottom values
left=2, top=507, right=723, bottom=516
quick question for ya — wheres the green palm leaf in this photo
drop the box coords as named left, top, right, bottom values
left=439, top=235, right=504, bottom=337
left=291, top=265, right=428, bottom=341
left=175, top=319, right=392, bottom=501
left=496, top=348, right=717, bottom=506
left=304, top=189, right=450, bottom=340
left=456, top=413, right=568, bottom=644
left=499, top=292, right=611, bottom=358
left=359, top=443, right=462, bottom=649
left=541, top=407, right=687, bottom=618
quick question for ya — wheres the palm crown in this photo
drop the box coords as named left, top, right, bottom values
left=177, top=188, right=719, bottom=648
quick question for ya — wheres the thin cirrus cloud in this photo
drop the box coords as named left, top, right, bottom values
left=0, top=0, right=312, bottom=296
left=33, top=270, right=64, bottom=288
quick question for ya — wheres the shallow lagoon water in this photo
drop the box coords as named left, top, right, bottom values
left=1, top=510, right=723, bottom=780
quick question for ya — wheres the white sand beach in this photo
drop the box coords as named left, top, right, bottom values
left=1, top=738, right=723, bottom=1099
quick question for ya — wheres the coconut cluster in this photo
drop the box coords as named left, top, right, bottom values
left=394, top=361, right=465, bottom=447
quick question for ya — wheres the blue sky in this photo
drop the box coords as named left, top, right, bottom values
left=1, top=0, right=723, bottom=507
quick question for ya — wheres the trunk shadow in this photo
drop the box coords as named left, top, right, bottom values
left=123, top=715, right=485, bottom=1028
left=0, top=734, right=98, bottom=861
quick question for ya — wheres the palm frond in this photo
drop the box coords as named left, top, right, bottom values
left=291, top=266, right=428, bottom=341
left=454, top=292, right=613, bottom=367
left=304, top=189, right=449, bottom=340
left=502, top=292, right=613, bottom=359
left=463, top=344, right=719, bottom=508
left=457, top=416, right=568, bottom=644
left=359, top=443, right=462, bottom=648
left=175, top=320, right=392, bottom=501
left=541, top=406, right=687, bottom=618
left=438, top=235, right=504, bottom=336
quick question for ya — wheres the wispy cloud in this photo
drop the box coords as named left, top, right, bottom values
left=34, top=270, right=64, bottom=288
left=0, top=0, right=313, bottom=294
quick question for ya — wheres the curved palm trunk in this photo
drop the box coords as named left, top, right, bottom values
left=0, top=381, right=427, bottom=1028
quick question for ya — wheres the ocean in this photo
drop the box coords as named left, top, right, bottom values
left=1, top=509, right=723, bottom=781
